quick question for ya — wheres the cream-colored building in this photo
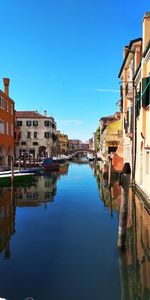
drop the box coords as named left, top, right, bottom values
left=134, top=13, right=150, bottom=197
left=119, top=12, right=150, bottom=198
left=118, top=38, right=142, bottom=176
left=15, top=111, right=57, bottom=158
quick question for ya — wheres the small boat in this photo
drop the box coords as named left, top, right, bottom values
left=20, top=167, right=44, bottom=175
left=87, top=153, right=95, bottom=162
left=0, top=172, right=35, bottom=187
left=53, top=154, right=72, bottom=163
left=42, top=157, right=60, bottom=172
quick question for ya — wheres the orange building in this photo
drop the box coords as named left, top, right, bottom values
left=0, top=78, right=15, bottom=167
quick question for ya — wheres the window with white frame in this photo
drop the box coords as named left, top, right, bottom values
left=33, top=120, right=38, bottom=126
left=26, top=120, right=32, bottom=126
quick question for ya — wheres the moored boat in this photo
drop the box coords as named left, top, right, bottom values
left=42, top=157, right=60, bottom=172
left=87, top=153, right=95, bottom=162
left=0, top=172, right=35, bottom=187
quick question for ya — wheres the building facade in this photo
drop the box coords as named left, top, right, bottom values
left=99, top=113, right=120, bottom=160
left=0, top=78, right=15, bottom=168
left=118, top=37, right=142, bottom=176
left=119, top=12, right=150, bottom=198
left=134, top=13, right=150, bottom=197
left=68, top=139, right=82, bottom=150
left=15, top=111, right=57, bottom=158
left=56, top=131, right=69, bottom=154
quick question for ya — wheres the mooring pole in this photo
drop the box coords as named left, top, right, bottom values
left=117, top=163, right=131, bottom=249
left=11, top=156, right=14, bottom=186
left=108, top=154, right=112, bottom=187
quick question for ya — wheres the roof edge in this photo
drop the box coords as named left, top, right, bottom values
left=118, top=37, right=142, bottom=78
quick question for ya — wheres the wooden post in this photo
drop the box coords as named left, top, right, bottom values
left=11, top=156, right=14, bottom=186
left=24, top=154, right=26, bottom=169
left=18, top=158, right=21, bottom=173
left=108, top=155, right=112, bottom=187
left=29, top=154, right=31, bottom=169
left=117, top=163, right=131, bottom=250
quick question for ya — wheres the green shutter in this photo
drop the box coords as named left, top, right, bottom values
left=142, top=77, right=150, bottom=108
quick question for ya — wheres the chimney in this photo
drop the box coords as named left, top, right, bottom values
left=3, top=78, right=10, bottom=96
left=143, top=12, right=150, bottom=52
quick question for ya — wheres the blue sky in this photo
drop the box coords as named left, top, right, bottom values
left=0, top=0, right=149, bottom=141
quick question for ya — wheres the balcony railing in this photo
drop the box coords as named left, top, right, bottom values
left=105, top=132, right=122, bottom=142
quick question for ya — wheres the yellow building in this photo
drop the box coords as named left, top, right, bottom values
left=100, top=113, right=121, bottom=159
left=57, top=131, right=69, bottom=154
left=105, top=119, right=122, bottom=153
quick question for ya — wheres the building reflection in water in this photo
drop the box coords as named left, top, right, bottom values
left=15, top=175, right=57, bottom=207
left=15, top=163, right=69, bottom=208
left=0, top=163, right=69, bottom=259
left=94, top=162, right=150, bottom=299
left=94, top=162, right=121, bottom=214
left=0, top=188, right=16, bottom=259
left=119, top=192, right=150, bottom=300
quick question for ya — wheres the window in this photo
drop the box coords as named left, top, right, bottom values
left=17, top=120, right=22, bottom=127
left=0, top=97, right=4, bottom=109
left=11, top=104, right=13, bottom=115
left=146, top=152, right=149, bottom=175
left=44, top=120, right=50, bottom=126
left=21, top=141, right=26, bottom=145
left=26, top=120, right=32, bottom=126
left=11, top=124, right=13, bottom=136
left=27, top=132, right=31, bottom=139
left=52, top=122, right=56, bottom=129
left=6, top=122, right=8, bottom=135
left=0, top=120, right=4, bottom=134
left=6, top=101, right=8, bottom=112
left=142, top=77, right=150, bottom=108
left=44, top=132, right=49, bottom=138
left=33, top=142, right=38, bottom=145
left=52, top=133, right=57, bottom=141
left=33, top=120, right=38, bottom=126
left=34, top=132, right=37, bottom=138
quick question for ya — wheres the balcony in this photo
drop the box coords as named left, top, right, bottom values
left=105, top=132, right=122, bottom=143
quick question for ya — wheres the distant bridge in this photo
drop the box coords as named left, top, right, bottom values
left=68, top=148, right=96, bottom=156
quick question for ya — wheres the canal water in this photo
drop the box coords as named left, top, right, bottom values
left=0, top=162, right=149, bottom=300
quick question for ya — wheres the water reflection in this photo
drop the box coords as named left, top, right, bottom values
left=119, top=192, right=150, bottom=300
left=93, top=162, right=150, bottom=300
left=0, top=188, right=16, bottom=259
left=94, top=162, right=121, bottom=214
left=15, top=175, right=57, bottom=207
left=0, top=163, right=69, bottom=259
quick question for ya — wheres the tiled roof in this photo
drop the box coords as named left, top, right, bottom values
left=15, top=111, right=49, bottom=119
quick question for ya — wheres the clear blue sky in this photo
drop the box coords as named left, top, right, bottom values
left=0, top=0, right=149, bottom=141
